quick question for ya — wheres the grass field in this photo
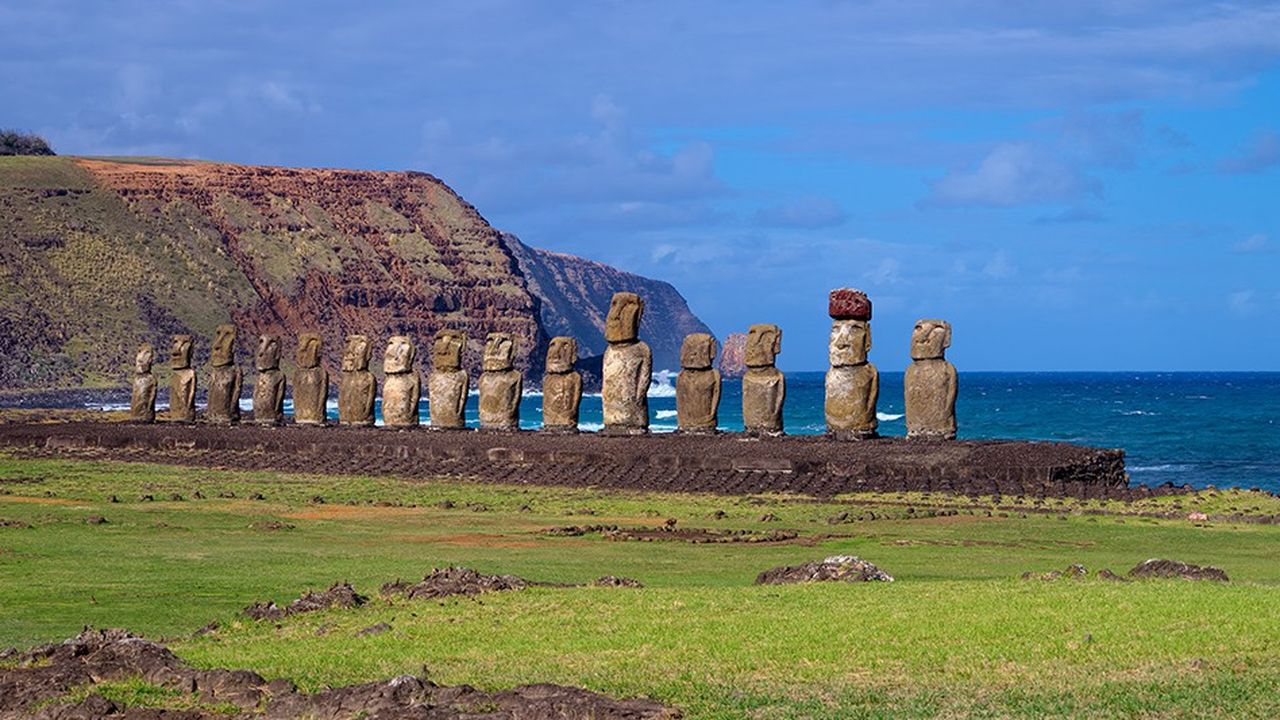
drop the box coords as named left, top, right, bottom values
left=3, top=454, right=1280, bottom=718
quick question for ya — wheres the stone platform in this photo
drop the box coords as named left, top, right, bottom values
left=0, top=421, right=1138, bottom=499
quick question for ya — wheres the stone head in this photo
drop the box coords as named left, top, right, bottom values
left=170, top=335, right=193, bottom=370
left=256, top=335, right=282, bottom=371
left=432, top=330, right=466, bottom=371
left=604, top=292, right=644, bottom=343
left=681, top=333, right=717, bottom=370
left=383, top=335, right=416, bottom=374
left=910, top=319, right=952, bottom=360
left=744, top=324, right=782, bottom=368
left=341, top=335, right=372, bottom=372
left=210, top=324, right=237, bottom=367
left=545, top=336, right=577, bottom=374
left=829, top=320, right=871, bottom=366
left=828, top=288, right=872, bottom=321
left=483, top=333, right=516, bottom=372
left=295, top=333, right=323, bottom=369
left=134, top=343, right=154, bottom=374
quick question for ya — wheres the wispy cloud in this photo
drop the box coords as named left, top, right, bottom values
left=1218, top=130, right=1280, bottom=174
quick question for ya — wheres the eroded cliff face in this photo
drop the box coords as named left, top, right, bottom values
left=501, top=233, right=713, bottom=371
left=0, top=156, right=708, bottom=390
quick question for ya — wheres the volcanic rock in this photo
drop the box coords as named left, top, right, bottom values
left=755, top=555, right=894, bottom=584
left=1128, top=558, right=1229, bottom=582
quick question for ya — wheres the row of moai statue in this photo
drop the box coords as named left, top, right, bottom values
left=128, top=289, right=956, bottom=438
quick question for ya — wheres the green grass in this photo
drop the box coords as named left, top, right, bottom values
left=3, top=455, right=1280, bottom=718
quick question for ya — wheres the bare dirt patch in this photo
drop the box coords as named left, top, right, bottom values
left=544, top=524, right=801, bottom=544
left=0, top=627, right=678, bottom=719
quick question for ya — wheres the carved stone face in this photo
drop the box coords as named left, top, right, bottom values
left=681, top=333, right=717, bottom=370
left=256, top=335, right=282, bottom=371
left=210, top=324, right=236, bottom=367
left=432, top=330, right=465, bottom=371
left=483, top=333, right=516, bottom=372
left=604, top=292, right=643, bottom=343
left=296, top=333, right=322, bottom=369
left=170, top=335, right=193, bottom=370
left=744, top=324, right=782, bottom=368
left=341, top=335, right=372, bottom=372
left=829, top=320, right=870, bottom=366
left=910, top=319, right=952, bottom=360
left=545, top=336, right=577, bottom=374
left=384, top=335, right=416, bottom=374
left=134, top=344, right=154, bottom=374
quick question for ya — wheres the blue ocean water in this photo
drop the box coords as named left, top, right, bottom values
left=285, top=372, right=1280, bottom=491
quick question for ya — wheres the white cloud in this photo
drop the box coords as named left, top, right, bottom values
left=1233, top=233, right=1270, bottom=253
left=1228, top=290, right=1257, bottom=315
left=926, top=142, right=1101, bottom=207
left=982, top=251, right=1017, bottom=279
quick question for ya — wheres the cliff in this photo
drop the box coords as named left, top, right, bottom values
left=501, top=233, right=712, bottom=371
left=0, top=156, right=710, bottom=389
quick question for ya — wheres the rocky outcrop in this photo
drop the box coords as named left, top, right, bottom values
left=717, top=332, right=747, bottom=379
left=0, top=157, right=711, bottom=389
left=500, top=233, right=711, bottom=371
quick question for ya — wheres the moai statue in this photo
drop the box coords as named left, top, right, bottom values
left=541, top=336, right=582, bottom=432
left=381, top=335, right=421, bottom=429
left=478, top=332, right=522, bottom=430
left=129, top=343, right=157, bottom=423
left=428, top=330, right=469, bottom=429
left=825, top=289, right=879, bottom=440
left=205, top=324, right=242, bottom=424
left=742, top=324, right=784, bottom=435
left=252, top=334, right=286, bottom=426
left=292, top=333, right=328, bottom=425
left=168, top=335, right=196, bottom=423
left=338, top=334, right=376, bottom=426
left=904, top=319, right=958, bottom=440
left=602, top=292, right=651, bottom=434
left=676, top=333, right=720, bottom=433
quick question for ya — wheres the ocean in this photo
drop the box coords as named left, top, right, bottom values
left=111, top=371, right=1280, bottom=492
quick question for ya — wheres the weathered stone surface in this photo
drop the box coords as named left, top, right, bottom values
left=129, top=344, right=156, bottom=423
left=717, top=332, right=747, bottom=379
left=428, top=330, right=468, bottom=429
left=742, top=324, right=784, bottom=434
left=604, top=291, right=643, bottom=343
left=292, top=333, right=328, bottom=425
left=910, top=317, right=951, bottom=361
left=542, top=337, right=581, bottom=431
left=252, top=335, right=286, bottom=426
left=479, top=333, right=522, bottom=430
left=168, top=334, right=196, bottom=423
left=756, top=555, right=893, bottom=584
left=602, top=292, right=652, bottom=433
left=677, top=334, right=720, bottom=433
left=825, top=364, right=879, bottom=438
left=905, top=319, right=957, bottom=439
left=825, top=319, right=878, bottom=439
left=602, top=346, right=651, bottom=432
left=205, top=325, right=241, bottom=424
left=381, top=336, right=421, bottom=428
left=210, top=323, right=236, bottom=367
left=338, top=335, right=376, bottom=426
left=828, top=288, right=872, bottom=321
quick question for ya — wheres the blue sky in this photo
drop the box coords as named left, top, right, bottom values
left=3, top=1, right=1278, bottom=370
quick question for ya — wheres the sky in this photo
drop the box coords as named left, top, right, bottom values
left=3, top=1, right=1278, bottom=371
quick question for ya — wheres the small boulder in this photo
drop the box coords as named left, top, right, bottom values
left=755, top=555, right=893, bottom=585
left=1129, top=559, right=1228, bottom=582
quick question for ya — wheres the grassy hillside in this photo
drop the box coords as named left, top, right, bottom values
left=0, top=156, right=552, bottom=390
left=3, top=455, right=1279, bottom=718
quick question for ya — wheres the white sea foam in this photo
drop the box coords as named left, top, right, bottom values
left=655, top=410, right=678, bottom=419
left=648, top=370, right=677, bottom=398
left=1118, top=409, right=1157, bottom=416
left=876, top=412, right=904, bottom=422
left=1130, top=464, right=1192, bottom=473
